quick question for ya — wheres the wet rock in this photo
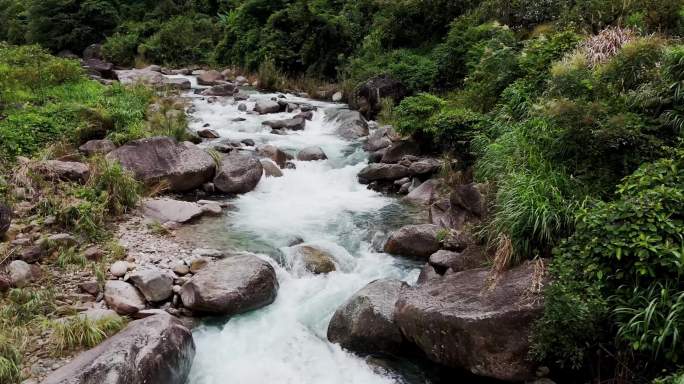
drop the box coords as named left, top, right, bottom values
left=79, top=139, right=116, bottom=156
left=256, top=145, right=289, bottom=168
left=180, top=254, right=278, bottom=315
left=363, top=127, right=393, bottom=152
left=107, top=137, right=215, bottom=192
left=200, top=203, right=222, bottom=216
left=368, top=148, right=386, bottom=163
left=262, top=117, right=306, bottom=131
left=395, top=262, right=546, bottom=381
left=356, top=75, right=408, bottom=120
left=234, top=92, right=250, bottom=101
left=110, top=261, right=129, bottom=277
left=428, top=245, right=486, bottom=274
left=241, top=138, right=255, bottom=146
left=197, top=128, right=220, bottom=139
left=325, top=109, right=369, bottom=139
left=290, top=245, right=336, bottom=274
left=201, top=83, right=237, bottom=96
left=129, top=267, right=174, bottom=302
left=36, top=160, right=90, bottom=183
left=42, top=314, right=195, bottom=384
left=384, top=224, right=440, bottom=259
left=358, top=164, right=410, bottom=183
left=328, top=279, right=406, bottom=354
left=294, top=111, right=314, bottom=121
left=114, top=69, right=165, bottom=87
left=238, top=103, right=247, bottom=112
left=254, top=100, right=281, bottom=114
left=332, top=91, right=343, bottom=102
left=143, top=198, right=203, bottom=224
left=197, top=70, right=225, bottom=86
left=261, top=159, right=283, bottom=178
left=104, top=280, right=146, bottom=315
left=296, top=146, right=328, bottom=161
left=404, top=179, right=440, bottom=205
left=213, top=152, right=264, bottom=194
left=9, top=260, right=32, bottom=288
left=381, top=141, right=420, bottom=164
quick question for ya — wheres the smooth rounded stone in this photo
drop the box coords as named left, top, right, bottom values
left=395, top=262, right=546, bottom=381
left=79, top=139, right=116, bottom=156
left=404, top=179, right=440, bottom=205
left=358, top=164, right=410, bottom=183
left=384, top=224, right=441, bottom=259
left=200, top=203, right=223, bottom=216
left=325, top=108, right=369, bottom=139
left=106, top=137, right=215, bottom=192
left=213, top=152, right=264, bottom=194
left=409, top=158, right=441, bottom=175
left=163, top=77, right=192, bottom=90
left=202, top=83, right=237, bottom=96
left=290, top=245, right=336, bottom=274
left=261, top=159, right=284, bottom=178
left=254, top=100, right=281, bottom=114
left=234, top=92, right=249, bottom=101
left=114, top=68, right=165, bottom=87
left=238, top=103, right=247, bottom=112
left=36, top=160, right=90, bottom=183
left=294, top=111, right=314, bottom=121
left=197, top=70, right=225, bottom=86
left=241, top=138, right=255, bottom=146
left=110, top=261, right=129, bottom=277
left=9, top=260, right=32, bottom=288
left=451, top=183, right=487, bottom=218
left=197, top=128, right=220, bottom=139
left=328, top=279, right=406, bottom=354
left=235, top=75, right=248, bottom=85
left=332, top=91, right=343, bottom=102
left=262, top=117, right=306, bottom=131
left=296, top=146, right=328, bottom=161
left=381, top=140, right=420, bottom=164
left=180, top=254, right=278, bottom=315
left=21, top=246, right=44, bottom=263
left=129, top=267, right=174, bottom=302
left=0, top=203, right=10, bottom=236
left=42, top=314, right=195, bottom=384
left=104, top=280, right=146, bottom=315
left=172, top=262, right=190, bottom=276
left=143, top=198, right=203, bottom=224
left=256, top=144, right=288, bottom=168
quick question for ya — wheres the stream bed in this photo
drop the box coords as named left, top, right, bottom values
left=172, top=78, right=433, bottom=384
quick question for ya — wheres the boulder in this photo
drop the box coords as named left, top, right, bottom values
left=254, top=100, right=281, bottom=114
left=363, top=127, right=393, bottom=152
left=358, top=164, right=410, bottom=183
left=409, top=158, right=441, bottom=176
left=36, top=160, right=90, bottom=183
left=197, top=70, right=224, bottom=86
left=295, top=111, right=314, bottom=121
left=104, top=280, right=146, bottom=315
left=164, top=77, right=192, bottom=90
left=8, top=260, right=32, bottom=288
left=384, top=224, right=440, bottom=259
left=262, top=117, right=306, bottom=131
left=381, top=140, right=420, bottom=164
left=82, top=44, right=103, bottom=60
left=429, top=198, right=464, bottom=230
left=201, top=83, right=237, bottom=96
left=114, top=69, right=165, bottom=87
left=328, top=279, right=406, bottom=354
left=256, top=145, right=289, bottom=168
left=296, top=146, right=328, bottom=161
left=213, top=152, right=264, bottom=194
left=107, top=136, right=215, bottom=192
left=42, top=314, right=195, bottom=384
left=79, top=139, right=116, bottom=156
left=428, top=246, right=487, bottom=274
left=143, top=198, right=203, bottom=224
left=0, top=203, right=10, bottom=237
left=404, top=179, right=440, bottom=205
left=83, top=59, right=114, bottom=79
left=197, top=128, right=220, bottom=139
left=356, top=75, right=408, bottom=120
left=395, top=262, right=545, bottom=381
left=290, top=245, right=336, bottom=274
left=180, top=254, right=278, bottom=315
left=261, top=159, right=283, bottom=178
left=21, top=246, right=44, bottom=263
left=110, top=261, right=129, bottom=277
left=450, top=183, right=486, bottom=218
left=332, top=91, right=343, bottom=102
left=325, top=109, right=369, bottom=139
left=129, top=267, right=174, bottom=302
left=241, top=138, right=255, bottom=146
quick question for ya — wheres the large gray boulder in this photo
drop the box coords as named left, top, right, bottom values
left=263, top=117, right=306, bottom=131
left=128, top=267, right=174, bottom=302
left=114, top=69, right=165, bottom=87
left=36, top=160, right=90, bottom=183
left=201, top=83, right=237, bottom=96
left=213, top=152, right=263, bottom=194
left=384, top=224, right=441, bottom=259
left=296, top=146, right=328, bottom=161
left=180, top=254, right=278, bottom=315
left=451, top=183, right=487, bottom=218
left=8, top=260, right=32, bottom=288
left=104, top=281, right=146, bottom=315
left=42, top=314, right=195, bottom=384
left=107, top=136, right=215, bottom=192
left=363, top=126, right=394, bottom=152
left=325, top=109, right=369, bottom=139
left=404, top=179, right=440, bottom=205
left=289, top=245, right=336, bottom=274
left=197, top=70, right=225, bottom=86
left=328, top=279, right=406, bottom=354
left=381, top=140, right=420, bottom=164
left=143, top=198, right=203, bottom=224
left=261, top=159, right=283, bottom=178
left=358, top=164, right=410, bottom=183
left=79, top=139, right=116, bottom=156
left=256, top=145, right=289, bottom=168
left=254, top=100, right=281, bottom=114
left=395, top=262, right=545, bottom=381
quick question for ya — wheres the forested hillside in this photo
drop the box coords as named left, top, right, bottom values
left=1, top=1, right=684, bottom=383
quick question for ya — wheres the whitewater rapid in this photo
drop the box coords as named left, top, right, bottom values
left=178, top=82, right=421, bottom=384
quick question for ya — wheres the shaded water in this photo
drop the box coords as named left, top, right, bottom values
left=174, top=79, right=430, bottom=384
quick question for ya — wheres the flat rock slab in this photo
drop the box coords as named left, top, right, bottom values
left=42, top=314, right=195, bottom=384
left=181, top=254, right=278, bottom=315
left=143, top=198, right=203, bottom=224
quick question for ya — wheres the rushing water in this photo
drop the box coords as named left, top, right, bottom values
left=174, top=78, right=425, bottom=384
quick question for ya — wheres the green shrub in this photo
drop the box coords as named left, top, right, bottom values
left=139, top=14, right=216, bottom=67
left=102, top=32, right=140, bottom=66
left=427, top=106, right=481, bottom=144
left=393, top=93, right=445, bottom=136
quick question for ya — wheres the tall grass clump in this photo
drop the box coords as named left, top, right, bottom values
left=87, top=157, right=141, bottom=215
left=46, top=314, right=127, bottom=354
